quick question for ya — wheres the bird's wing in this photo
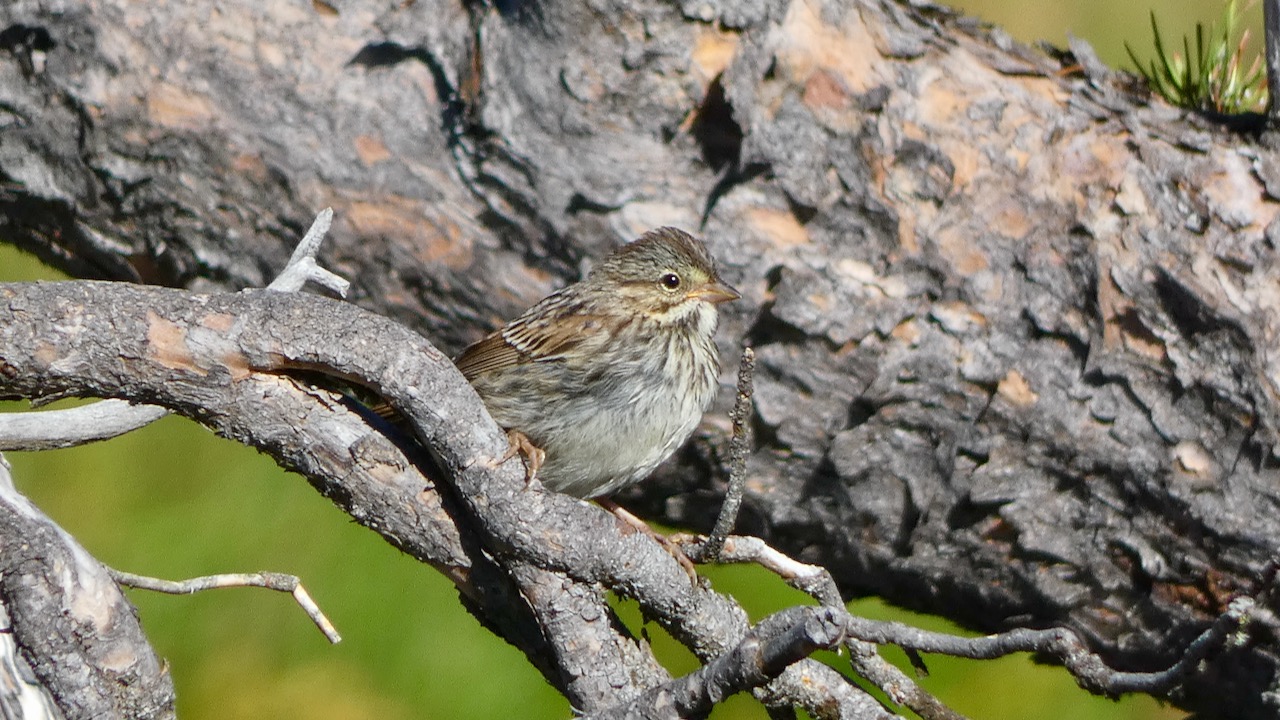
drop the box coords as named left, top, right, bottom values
left=454, top=293, right=607, bottom=379
left=454, top=331, right=526, bottom=379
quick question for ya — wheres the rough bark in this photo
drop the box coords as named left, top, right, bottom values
left=0, top=458, right=174, bottom=718
left=3, top=0, right=1280, bottom=716
left=0, top=280, right=889, bottom=718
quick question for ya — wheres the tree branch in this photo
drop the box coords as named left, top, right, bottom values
left=702, top=346, right=755, bottom=560
left=0, top=280, right=883, bottom=716
left=0, top=457, right=175, bottom=718
left=6, top=0, right=1280, bottom=714
left=0, top=400, right=168, bottom=450
left=108, top=568, right=341, bottom=644
left=585, top=606, right=852, bottom=720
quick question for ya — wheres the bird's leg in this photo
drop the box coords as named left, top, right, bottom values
left=495, top=429, right=545, bottom=484
left=597, top=499, right=699, bottom=584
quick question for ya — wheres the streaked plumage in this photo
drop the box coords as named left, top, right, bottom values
left=456, top=227, right=738, bottom=498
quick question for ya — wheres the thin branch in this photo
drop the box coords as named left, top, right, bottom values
left=108, top=568, right=341, bottom=644
left=683, top=533, right=1267, bottom=715
left=583, top=606, right=848, bottom=720
left=682, top=535, right=959, bottom=718
left=702, top=346, right=755, bottom=561
left=0, top=400, right=168, bottom=451
left=0, top=208, right=346, bottom=453
left=844, top=640, right=967, bottom=720
left=678, top=534, right=843, bottom=607
left=842, top=597, right=1258, bottom=697
left=267, top=208, right=348, bottom=296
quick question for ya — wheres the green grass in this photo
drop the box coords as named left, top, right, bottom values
left=1126, top=0, right=1266, bottom=113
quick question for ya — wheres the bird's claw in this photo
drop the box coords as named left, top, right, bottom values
left=599, top=499, right=699, bottom=584
left=492, top=429, right=545, bottom=485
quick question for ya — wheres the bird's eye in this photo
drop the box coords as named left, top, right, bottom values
left=659, top=272, right=682, bottom=291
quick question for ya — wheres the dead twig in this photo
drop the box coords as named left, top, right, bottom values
left=108, top=568, right=341, bottom=644
left=700, top=346, right=755, bottom=561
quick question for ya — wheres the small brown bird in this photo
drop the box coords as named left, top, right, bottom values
left=457, top=227, right=739, bottom=498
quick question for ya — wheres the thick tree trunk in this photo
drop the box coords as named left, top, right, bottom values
left=3, top=0, right=1280, bottom=716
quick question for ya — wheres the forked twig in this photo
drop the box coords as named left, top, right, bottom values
left=267, top=208, right=349, bottom=296
left=0, top=209, right=347, bottom=453
left=683, top=534, right=1268, bottom=717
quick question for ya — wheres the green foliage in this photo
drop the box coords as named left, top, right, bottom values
left=1126, top=0, right=1267, bottom=114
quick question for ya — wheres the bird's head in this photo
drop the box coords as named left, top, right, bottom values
left=594, top=227, right=739, bottom=326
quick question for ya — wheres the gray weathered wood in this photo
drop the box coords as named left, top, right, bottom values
left=4, top=0, right=1280, bottom=715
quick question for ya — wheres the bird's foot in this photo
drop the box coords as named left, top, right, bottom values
left=492, top=429, right=545, bottom=485
left=598, top=498, right=699, bottom=584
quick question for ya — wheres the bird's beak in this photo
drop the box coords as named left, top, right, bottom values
left=688, top=280, right=741, bottom=304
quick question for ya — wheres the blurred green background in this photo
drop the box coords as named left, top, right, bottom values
left=0, top=2, right=1244, bottom=717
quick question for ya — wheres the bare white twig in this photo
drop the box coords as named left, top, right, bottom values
left=678, top=533, right=959, bottom=718
left=0, top=400, right=169, bottom=451
left=682, top=532, right=1271, bottom=716
left=677, top=534, right=842, bottom=606
left=267, top=208, right=348, bottom=296
left=108, top=568, right=341, bottom=644
left=1, top=209, right=348, bottom=453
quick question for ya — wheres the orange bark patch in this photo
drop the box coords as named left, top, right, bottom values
left=146, top=311, right=205, bottom=375
left=919, top=80, right=972, bottom=129
left=200, top=313, right=235, bottom=333
left=354, top=135, right=392, bottom=166
left=747, top=207, right=811, bottom=247
left=897, top=211, right=918, bottom=254
left=33, top=341, right=59, bottom=368
left=890, top=319, right=920, bottom=344
left=219, top=350, right=251, bottom=380
left=774, top=0, right=885, bottom=95
left=932, top=223, right=989, bottom=275
left=1086, top=133, right=1125, bottom=170
left=146, top=82, right=214, bottom=130
left=992, top=203, right=1032, bottom=240
left=348, top=198, right=474, bottom=269
left=996, top=369, right=1037, bottom=406
left=1054, top=134, right=1129, bottom=203
left=942, top=140, right=981, bottom=191
left=691, top=28, right=738, bottom=80
left=231, top=153, right=269, bottom=182
left=803, top=69, right=851, bottom=110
